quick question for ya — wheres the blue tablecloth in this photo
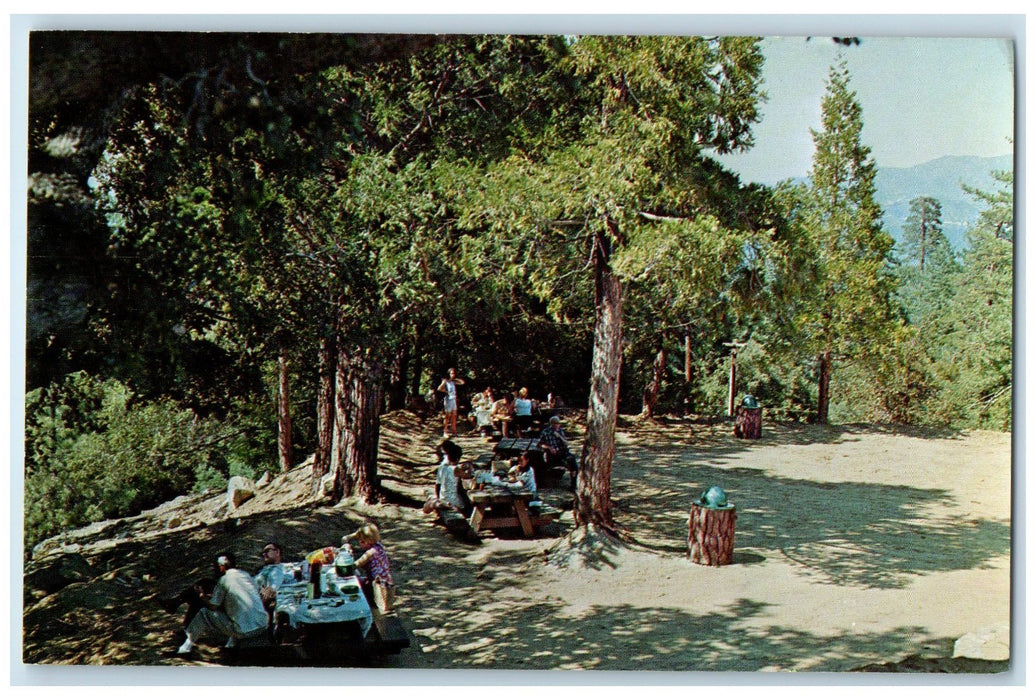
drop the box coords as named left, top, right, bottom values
left=274, top=566, right=372, bottom=638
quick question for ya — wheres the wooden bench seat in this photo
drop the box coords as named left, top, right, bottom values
left=370, top=609, right=410, bottom=653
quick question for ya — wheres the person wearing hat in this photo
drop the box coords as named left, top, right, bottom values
left=175, top=552, right=268, bottom=655
left=254, top=541, right=294, bottom=631
left=537, top=415, right=578, bottom=489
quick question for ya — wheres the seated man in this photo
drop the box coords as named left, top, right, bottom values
left=537, top=415, right=578, bottom=488
left=254, top=541, right=293, bottom=619
left=176, top=552, right=268, bottom=655
left=159, top=569, right=219, bottom=630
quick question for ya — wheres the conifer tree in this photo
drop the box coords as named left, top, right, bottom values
left=799, top=60, right=897, bottom=424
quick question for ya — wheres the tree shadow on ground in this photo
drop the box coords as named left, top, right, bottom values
left=402, top=595, right=952, bottom=672
left=623, top=416, right=964, bottom=450
left=615, top=448, right=1010, bottom=589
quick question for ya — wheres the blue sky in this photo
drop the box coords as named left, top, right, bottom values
left=715, top=36, right=1016, bottom=185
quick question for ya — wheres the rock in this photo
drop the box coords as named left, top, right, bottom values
left=320, top=472, right=336, bottom=496
left=953, top=623, right=1010, bottom=661
left=227, top=475, right=257, bottom=508
left=256, top=471, right=272, bottom=488
left=24, top=552, right=97, bottom=595
left=165, top=515, right=182, bottom=530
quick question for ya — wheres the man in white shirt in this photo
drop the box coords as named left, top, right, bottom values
left=176, top=552, right=268, bottom=655
left=255, top=542, right=293, bottom=605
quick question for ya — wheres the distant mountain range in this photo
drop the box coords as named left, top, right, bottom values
left=874, top=154, right=1013, bottom=251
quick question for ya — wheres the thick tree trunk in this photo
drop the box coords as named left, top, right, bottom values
left=817, top=349, right=832, bottom=425
left=277, top=350, right=293, bottom=473
left=576, top=222, right=624, bottom=529
left=640, top=344, right=667, bottom=418
left=312, top=335, right=336, bottom=495
left=333, top=345, right=384, bottom=504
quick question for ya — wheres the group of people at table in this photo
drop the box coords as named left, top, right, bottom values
left=436, top=367, right=566, bottom=440
left=424, top=411, right=578, bottom=526
left=161, top=525, right=394, bottom=657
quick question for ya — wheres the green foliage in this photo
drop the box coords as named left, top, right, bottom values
left=923, top=170, right=1013, bottom=430
left=23, top=373, right=256, bottom=551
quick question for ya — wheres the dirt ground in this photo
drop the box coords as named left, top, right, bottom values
left=20, top=411, right=1013, bottom=678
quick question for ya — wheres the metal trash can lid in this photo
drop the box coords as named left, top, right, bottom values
left=699, top=485, right=732, bottom=509
left=741, top=395, right=760, bottom=409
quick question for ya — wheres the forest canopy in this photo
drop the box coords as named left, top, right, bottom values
left=24, top=32, right=1013, bottom=551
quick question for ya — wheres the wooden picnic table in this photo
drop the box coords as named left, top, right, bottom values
left=273, top=563, right=372, bottom=640
left=493, top=437, right=542, bottom=458
left=460, top=477, right=559, bottom=537
left=492, top=438, right=571, bottom=484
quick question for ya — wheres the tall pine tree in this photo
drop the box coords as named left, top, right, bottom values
left=799, top=60, right=897, bottom=424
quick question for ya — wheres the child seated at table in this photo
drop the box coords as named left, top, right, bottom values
left=507, top=450, right=538, bottom=499
left=345, top=523, right=395, bottom=614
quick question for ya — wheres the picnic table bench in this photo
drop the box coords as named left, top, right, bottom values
left=461, top=477, right=561, bottom=537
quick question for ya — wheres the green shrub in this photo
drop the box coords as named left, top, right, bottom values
left=24, top=372, right=242, bottom=552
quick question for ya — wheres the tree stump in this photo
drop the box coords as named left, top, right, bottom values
left=688, top=503, right=737, bottom=566
left=734, top=407, right=762, bottom=439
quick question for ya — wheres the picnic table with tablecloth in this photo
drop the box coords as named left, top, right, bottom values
left=274, top=564, right=372, bottom=638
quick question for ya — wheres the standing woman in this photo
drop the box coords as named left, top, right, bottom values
left=437, top=368, right=466, bottom=438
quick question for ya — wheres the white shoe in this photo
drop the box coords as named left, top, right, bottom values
left=176, top=639, right=194, bottom=655
left=225, top=636, right=237, bottom=648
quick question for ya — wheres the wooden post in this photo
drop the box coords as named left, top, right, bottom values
left=728, top=351, right=737, bottom=417
left=723, top=341, right=745, bottom=417
left=684, top=333, right=692, bottom=383
left=688, top=503, right=737, bottom=566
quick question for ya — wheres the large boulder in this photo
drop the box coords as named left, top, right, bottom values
left=227, top=475, right=257, bottom=508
